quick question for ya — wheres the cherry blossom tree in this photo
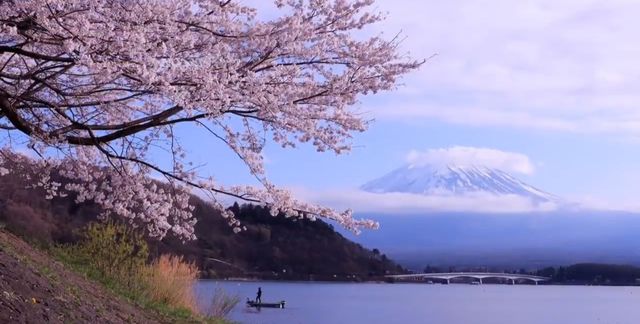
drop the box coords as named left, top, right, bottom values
left=0, top=0, right=421, bottom=240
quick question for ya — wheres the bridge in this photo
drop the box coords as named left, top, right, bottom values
left=386, top=272, right=550, bottom=285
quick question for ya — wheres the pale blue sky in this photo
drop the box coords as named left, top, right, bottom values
left=178, top=0, right=640, bottom=212
left=182, top=109, right=640, bottom=206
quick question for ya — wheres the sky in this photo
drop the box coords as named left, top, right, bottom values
left=182, top=0, right=640, bottom=214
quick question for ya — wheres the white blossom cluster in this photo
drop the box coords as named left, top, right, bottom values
left=0, top=0, right=420, bottom=239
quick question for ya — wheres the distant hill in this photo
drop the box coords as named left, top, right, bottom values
left=0, top=168, right=403, bottom=280
left=343, top=212, right=640, bottom=270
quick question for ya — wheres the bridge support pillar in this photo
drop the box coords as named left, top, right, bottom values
left=510, top=279, right=515, bottom=285
left=479, top=278, right=483, bottom=285
left=446, top=279, right=450, bottom=284
left=534, top=281, right=538, bottom=286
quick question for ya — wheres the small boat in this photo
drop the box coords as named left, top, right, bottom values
left=246, top=299, right=286, bottom=309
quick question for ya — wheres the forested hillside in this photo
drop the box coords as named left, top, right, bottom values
left=0, top=169, right=403, bottom=280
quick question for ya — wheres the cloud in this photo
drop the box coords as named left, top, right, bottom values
left=406, top=146, right=535, bottom=175
left=360, top=0, right=640, bottom=136
left=293, top=186, right=640, bottom=216
left=293, top=188, right=557, bottom=214
left=249, top=1, right=640, bottom=136
left=563, top=194, right=640, bottom=214
left=372, top=104, right=578, bottom=132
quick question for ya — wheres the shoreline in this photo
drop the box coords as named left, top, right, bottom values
left=198, top=278, right=640, bottom=287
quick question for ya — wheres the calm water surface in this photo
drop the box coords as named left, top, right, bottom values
left=195, top=280, right=640, bottom=324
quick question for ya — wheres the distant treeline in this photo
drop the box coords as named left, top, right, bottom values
left=534, top=263, right=640, bottom=285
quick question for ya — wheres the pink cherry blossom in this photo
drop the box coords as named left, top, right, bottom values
left=0, top=0, right=421, bottom=240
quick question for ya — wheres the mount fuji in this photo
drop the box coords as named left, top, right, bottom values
left=360, top=163, right=559, bottom=203
left=345, top=163, right=640, bottom=269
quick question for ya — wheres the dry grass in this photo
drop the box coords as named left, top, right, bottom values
left=144, top=254, right=199, bottom=313
left=144, top=255, right=239, bottom=320
left=207, top=287, right=240, bottom=319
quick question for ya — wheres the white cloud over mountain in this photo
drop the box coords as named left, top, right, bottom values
left=406, top=146, right=535, bottom=175
left=293, top=186, right=640, bottom=215
left=293, top=188, right=557, bottom=214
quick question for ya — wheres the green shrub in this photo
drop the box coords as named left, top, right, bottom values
left=84, top=221, right=148, bottom=283
left=54, top=221, right=148, bottom=296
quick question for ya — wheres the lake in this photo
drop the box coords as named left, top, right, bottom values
left=195, top=281, right=640, bottom=324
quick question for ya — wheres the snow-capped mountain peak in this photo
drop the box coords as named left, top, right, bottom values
left=360, top=163, right=558, bottom=202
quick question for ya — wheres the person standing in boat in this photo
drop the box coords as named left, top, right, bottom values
left=256, top=287, right=262, bottom=304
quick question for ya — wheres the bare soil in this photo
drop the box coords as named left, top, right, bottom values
left=0, top=230, right=163, bottom=323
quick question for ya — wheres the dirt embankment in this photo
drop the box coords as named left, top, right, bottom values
left=0, top=230, right=163, bottom=323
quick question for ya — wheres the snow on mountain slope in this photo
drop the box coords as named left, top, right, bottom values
left=360, top=164, right=558, bottom=202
